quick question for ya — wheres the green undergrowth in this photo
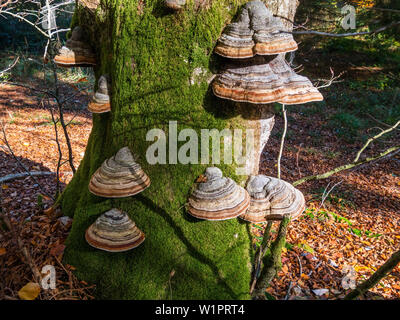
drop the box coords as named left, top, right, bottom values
left=304, top=208, right=382, bottom=239
left=61, top=0, right=254, bottom=299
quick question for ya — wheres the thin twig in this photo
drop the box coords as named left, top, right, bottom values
left=277, top=104, right=287, bottom=180
left=0, top=56, right=19, bottom=77
left=281, top=21, right=400, bottom=37
left=354, top=120, right=400, bottom=163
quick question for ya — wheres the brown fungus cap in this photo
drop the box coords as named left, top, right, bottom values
left=54, top=26, right=96, bottom=67
left=187, top=167, right=250, bottom=221
left=212, top=55, right=323, bottom=105
left=85, top=208, right=145, bottom=252
left=88, top=75, right=111, bottom=114
left=215, top=0, right=298, bottom=59
left=89, top=147, right=151, bottom=198
left=239, top=175, right=305, bottom=223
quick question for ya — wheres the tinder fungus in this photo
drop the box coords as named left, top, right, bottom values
left=187, top=167, right=250, bottom=221
left=89, top=147, right=151, bottom=198
left=212, top=55, right=323, bottom=104
left=240, top=175, right=305, bottom=223
left=85, top=208, right=145, bottom=252
left=54, top=26, right=96, bottom=67
left=214, top=0, right=298, bottom=59
left=88, top=75, right=111, bottom=113
left=165, top=0, right=186, bottom=10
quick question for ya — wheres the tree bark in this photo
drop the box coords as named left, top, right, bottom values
left=61, top=0, right=299, bottom=299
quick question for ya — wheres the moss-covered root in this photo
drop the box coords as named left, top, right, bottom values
left=344, top=249, right=400, bottom=300
left=252, top=216, right=290, bottom=299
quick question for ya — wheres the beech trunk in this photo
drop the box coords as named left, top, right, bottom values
left=61, top=0, right=298, bottom=299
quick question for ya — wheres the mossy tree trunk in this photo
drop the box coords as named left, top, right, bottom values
left=61, top=0, right=298, bottom=299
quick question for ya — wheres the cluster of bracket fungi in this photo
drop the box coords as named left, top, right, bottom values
left=51, top=0, right=323, bottom=252
left=86, top=147, right=150, bottom=252
left=212, top=1, right=323, bottom=105
left=187, top=167, right=305, bottom=223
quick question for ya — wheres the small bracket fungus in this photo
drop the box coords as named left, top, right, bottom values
left=88, top=75, right=111, bottom=113
left=212, top=55, right=323, bottom=105
left=89, top=147, right=151, bottom=198
left=187, top=167, right=250, bottom=221
left=165, top=0, right=186, bottom=11
left=239, top=175, right=305, bottom=223
left=54, top=26, right=96, bottom=67
left=85, top=208, right=145, bottom=252
left=215, top=0, right=298, bottom=59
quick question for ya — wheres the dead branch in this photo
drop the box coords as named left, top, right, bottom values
left=293, top=145, right=400, bottom=186
left=0, top=56, right=19, bottom=77
left=316, top=180, right=343, bottom=213
left=354, top=120, right=400, bottom=163
left=0, top=172, right=55, bottom=184
left=315, top=68, right=345, bottom=89
left=282, top=21, right=400, bottom=37
left=48, top=100, right=63, bottom=196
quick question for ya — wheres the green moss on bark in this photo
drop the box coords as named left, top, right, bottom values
left=61, top=0, right=255, bottom=299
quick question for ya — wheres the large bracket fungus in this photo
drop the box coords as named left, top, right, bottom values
left=85, top=208, right=145, bottom=252
left=54, top=26, right=96, bottom=67
left=215, top=0, right=298, bottom=59
left=212, top=55, right=323, bottom=105
left=240, top=175, right=305, bottom=223
left=187, top=167, right=250, bottom=221
left=88, top=75, right=111, bottom=114
left=89, top=147, right=151, bottom=198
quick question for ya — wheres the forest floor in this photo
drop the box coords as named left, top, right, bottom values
left=0, top=36, right=399, bottom=300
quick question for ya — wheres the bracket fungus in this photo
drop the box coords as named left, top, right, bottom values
left=239, top=175, right=305, bottom=223
left=165, top=0, right=186, bottom=10
left=89, top=147, right=151, bottom=198
left=88, top=75, right=111, bottom=113
left=85, top=208, right=145, bottom=252
left=214, top=0, right=298, bottom=59
left=212, top=55, right=323, bottom=105
left=187, top=167, right=250, bottom=221
left=54, top=26, right=96, bottom=67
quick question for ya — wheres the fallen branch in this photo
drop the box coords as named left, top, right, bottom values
left=293, top=145, right=400, bottom=186
left=0, top=171, right=55, bottom=184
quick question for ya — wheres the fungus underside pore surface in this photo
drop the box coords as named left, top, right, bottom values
left=60, top=0, right=256, bottom=299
